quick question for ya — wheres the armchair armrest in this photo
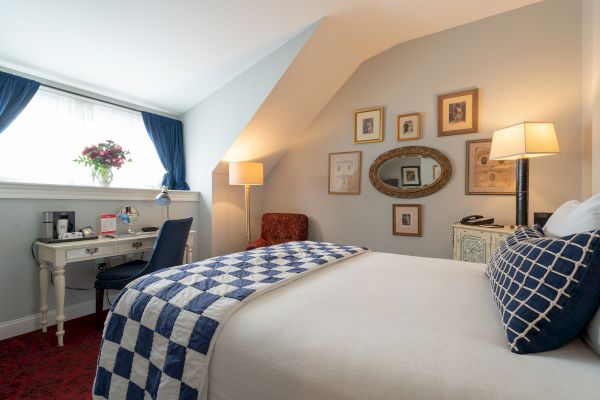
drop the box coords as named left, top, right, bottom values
left=246, top=238, right=268, bottom=250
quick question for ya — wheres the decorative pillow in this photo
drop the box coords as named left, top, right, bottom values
left=543, top=193, right=600, bottom=237
left=486, top=225, right=600, bottom=354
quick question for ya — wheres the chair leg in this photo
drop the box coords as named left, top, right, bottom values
left=96, top=288, right=104, bottom=330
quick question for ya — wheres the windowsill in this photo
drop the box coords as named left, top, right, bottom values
left=0, top=181, right=199, bottom=201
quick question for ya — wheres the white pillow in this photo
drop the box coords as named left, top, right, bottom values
left=543, top=193, right=600, bottom=237
left=584, top=309, right=600, bottom=355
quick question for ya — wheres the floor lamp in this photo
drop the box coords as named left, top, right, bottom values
left=490, top=122, right=560, bottom=226
left=229, top=162, right=264, bottom=244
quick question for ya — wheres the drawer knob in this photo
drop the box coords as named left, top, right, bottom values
left=85, top=247, right=99, bottom=255
left=132, top=242, right=143, bottom=249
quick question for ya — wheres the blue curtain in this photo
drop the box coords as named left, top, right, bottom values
left=0, top=71, right=40, bottom=134
left=141, top=112, right=190, bottom=190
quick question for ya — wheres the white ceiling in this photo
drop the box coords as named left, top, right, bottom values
left=0, top=0, right=540, bottom=115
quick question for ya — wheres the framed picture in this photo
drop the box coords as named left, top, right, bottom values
left=466, top=139, right=516, bottom=195
left=397, top=113, right=420, bottom=141
left=401, top=166, right=421, bottom=186
left=328, top=151, right=362, bottom=194
left=432, top=165, right=441, bottom=181
left=393, top=204, right=422, bottom=237
left=354, top=107, right=384, bottom=143
left=438, top=88, right=479, bottom=136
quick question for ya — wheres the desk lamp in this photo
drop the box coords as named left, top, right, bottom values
left=155, top=185, right=172, bottom=220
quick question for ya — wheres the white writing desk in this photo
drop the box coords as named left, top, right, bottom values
left=35, top=230, right=195, bottom=346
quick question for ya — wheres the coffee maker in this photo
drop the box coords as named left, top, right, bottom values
left=40, top=211, right=76, bottom=242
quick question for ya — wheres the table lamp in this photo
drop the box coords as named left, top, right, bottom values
left=155, top=185, right=172, bottom=220
left=229, top=162, right=264, bottom=244
left=490, top=122, right=560, bottom=226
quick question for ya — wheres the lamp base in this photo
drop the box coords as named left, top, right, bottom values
left=515, top=158, right=529, bottom=226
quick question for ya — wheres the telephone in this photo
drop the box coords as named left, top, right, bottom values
left=459, top=215, right=495, bottom=225
left=80, top=226, right=99, bottom=240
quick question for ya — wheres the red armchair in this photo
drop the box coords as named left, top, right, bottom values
left=246, top=213, right=308, bottom=250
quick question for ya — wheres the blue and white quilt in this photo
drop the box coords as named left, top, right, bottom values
left=93, top=241, right=367, bottom=399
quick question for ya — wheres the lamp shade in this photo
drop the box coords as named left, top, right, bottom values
left=489, top=122, right=560, bottom=161
left=155, top=185, right=171, bottom=207
left=229, top=162, right=264, bottom=185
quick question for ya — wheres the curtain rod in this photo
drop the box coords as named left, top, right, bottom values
left=41, top=83, right=144, bottom=115
left=1, top=65, right=180, bottom=119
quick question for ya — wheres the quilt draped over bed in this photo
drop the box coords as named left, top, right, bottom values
left=93, top=241, right=367, bottom=399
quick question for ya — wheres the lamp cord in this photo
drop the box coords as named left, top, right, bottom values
left=31, top=242, right=95, bottom=291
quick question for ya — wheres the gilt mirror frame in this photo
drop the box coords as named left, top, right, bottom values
left=369, top=146, right=452, bottom=198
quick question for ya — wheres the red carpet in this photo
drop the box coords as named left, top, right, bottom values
left=0, top=313, right=105, bottom=400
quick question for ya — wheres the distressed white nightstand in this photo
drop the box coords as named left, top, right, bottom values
left=452, top=224, right=515, bottom=263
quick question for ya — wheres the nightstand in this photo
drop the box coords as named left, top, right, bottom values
left=452, top=224, right=515, bottom=263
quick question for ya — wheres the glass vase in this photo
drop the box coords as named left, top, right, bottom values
left=97, top=169, right=113, bottom=187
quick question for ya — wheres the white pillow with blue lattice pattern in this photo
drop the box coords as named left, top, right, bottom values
left=486, top=225, right=600, bottom=354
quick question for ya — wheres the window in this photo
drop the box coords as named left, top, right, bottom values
left=0, top=87, right=165, bottom=189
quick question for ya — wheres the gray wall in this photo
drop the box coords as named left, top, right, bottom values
left=264, top=0, right=583, bottom=259
left=183, top=24, right=316, bottom=259
left=0, top=198, right=199, bottom=324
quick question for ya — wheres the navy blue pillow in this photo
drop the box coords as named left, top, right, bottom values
left=486, top=225, right=600, bottom=354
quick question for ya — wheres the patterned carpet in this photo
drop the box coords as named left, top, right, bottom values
left=0, top=313, right=105, bottom=399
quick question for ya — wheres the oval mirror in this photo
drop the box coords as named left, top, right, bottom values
left=369, top=146, right=452, bottom=198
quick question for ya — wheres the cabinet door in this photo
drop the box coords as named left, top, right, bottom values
left=460, top=232, right=488, bottom=263
left=490, top=233, right=508, bottom=256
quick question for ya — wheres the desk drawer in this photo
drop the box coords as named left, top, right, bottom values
left=66, top=244, right=114, bottom=261
left=117, top=238, right=155, bottom=253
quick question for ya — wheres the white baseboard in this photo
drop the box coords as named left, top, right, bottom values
left=0, top=300, right=109, bottom=341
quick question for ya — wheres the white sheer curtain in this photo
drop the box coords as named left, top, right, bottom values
left=0, top=87, right=165, bottom=189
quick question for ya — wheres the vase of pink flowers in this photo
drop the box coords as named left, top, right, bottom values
left=75, top=140, right=131, bottom=186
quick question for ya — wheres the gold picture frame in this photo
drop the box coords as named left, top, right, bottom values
left=397, top=113, right=421, bottom=141
left=438, top=89, right=479, bottom=136
left=354, top=107, right=384, bottom=144
left=393, top=204, right=422, bottom=237
left=466, top=139, right=516, bottom=195
left=328, top=151, right=362, bottom=195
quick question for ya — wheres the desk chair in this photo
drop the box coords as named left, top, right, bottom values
left=95, top=217, right=193, bottom=329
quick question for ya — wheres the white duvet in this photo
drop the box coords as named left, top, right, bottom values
left=207, top=252, right=600, bottom=400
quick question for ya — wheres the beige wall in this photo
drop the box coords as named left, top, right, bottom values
left=582, top=0, right=600, bottom=197
left=264, top=0, right=583, bottom=259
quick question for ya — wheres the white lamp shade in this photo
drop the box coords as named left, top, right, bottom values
left=229, top=162, right=264, bottom=185
left=490, top=122, right=560, bottom=160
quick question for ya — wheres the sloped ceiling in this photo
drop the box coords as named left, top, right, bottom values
left=0, top=0, right=540, bottom=115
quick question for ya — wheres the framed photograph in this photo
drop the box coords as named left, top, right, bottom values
left=328, top=151, right=362, bottom=194
left=438, top=88, right=479, bottom=136
left=393, top=204, right=422, bottom=237
left=397, top=113, right=420, bottom=141
left=432, top=165, right=441, bottom=181
left=466, top=139, right=516, bottom=195
left=354, top=107, right=384, bottom=143
left=401, top=166, right=421, bottom=186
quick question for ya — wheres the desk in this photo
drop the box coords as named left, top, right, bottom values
left=35, top=231, right=195, bottom=346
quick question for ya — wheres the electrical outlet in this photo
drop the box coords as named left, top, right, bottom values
left=95, top=258, right=107, bottom=273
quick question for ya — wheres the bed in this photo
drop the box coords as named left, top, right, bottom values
left=94, top=244, right=600, bottom=400
left=208, top=252, right=600, bottom=400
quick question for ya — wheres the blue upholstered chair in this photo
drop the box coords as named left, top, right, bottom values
left=95, top=217, right=193, bottom=329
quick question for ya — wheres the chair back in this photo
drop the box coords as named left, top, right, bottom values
left=144, top=217, right=193, bottom=274
left=261, top=213, right=308, bottom=243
